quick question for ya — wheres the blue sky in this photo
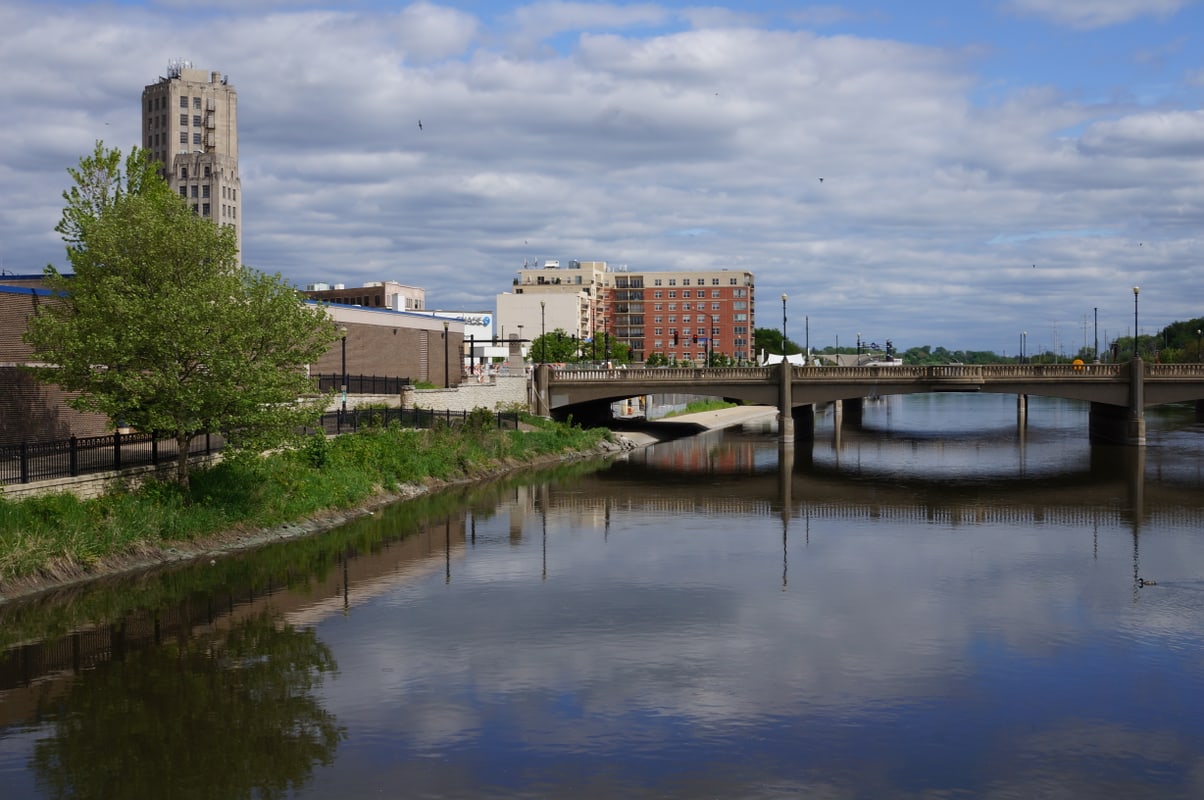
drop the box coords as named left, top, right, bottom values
left=2, top=0, right=1203, bottom=353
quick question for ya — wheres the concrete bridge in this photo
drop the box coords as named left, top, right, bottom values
left=534, top=358, right=1204, bottom=445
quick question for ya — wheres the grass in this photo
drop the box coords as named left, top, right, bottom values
left=0, top=414, right=611, bottom=592
left=659, top=399, right=739, bottom=418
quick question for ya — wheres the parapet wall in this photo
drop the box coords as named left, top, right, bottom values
left=403, top=375, right=529, bottom=413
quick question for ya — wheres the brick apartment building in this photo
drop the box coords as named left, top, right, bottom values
left=499, top=260, right=756, bottom=363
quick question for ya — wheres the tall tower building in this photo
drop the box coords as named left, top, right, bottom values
left=141, top=60, right=242, bottom=257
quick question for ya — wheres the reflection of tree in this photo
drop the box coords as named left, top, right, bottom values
left=31, top=612, right=344, bottom=800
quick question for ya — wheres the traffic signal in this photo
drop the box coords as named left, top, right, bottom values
left=673, top=332, right=678, bottom=346
left=692, top=335, right=698, bottom=344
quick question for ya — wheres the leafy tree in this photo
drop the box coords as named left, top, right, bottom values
left=24, top=143, right=338, bottom=487
left=753, top=327, right=798, bottom=359
left=528, top=327, right=583, bottom=363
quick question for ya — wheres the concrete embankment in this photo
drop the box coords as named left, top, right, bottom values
left=614, top=405, right=778, bottom=447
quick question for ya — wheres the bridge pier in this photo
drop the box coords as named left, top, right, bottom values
left=778, top=360, right=794, bottom=442
left=1017, top=394, right=1027, bottom=427
left=1088, top=357, right=1145, bottom=446
left=791, top=404, right=815, bottom=440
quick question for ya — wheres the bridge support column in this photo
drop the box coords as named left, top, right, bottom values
left=791, top=404, right=815, bottom=440
left=533, top=363, right=551, bottom=417
left=1089, top=358, right=1144, bottom=445
left=842, top=397, right=864, bottom=426
left=1017, top=394, right=1027, bottom=427
left=778, top=359, right=794, bottom=442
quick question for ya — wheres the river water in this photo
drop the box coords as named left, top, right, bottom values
left=2, top=394, right=1204, bottom=799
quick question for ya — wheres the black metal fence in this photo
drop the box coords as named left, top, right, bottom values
left=1, top=408, right=520, bottom=487
left=316, top=374, right=411, bottom=395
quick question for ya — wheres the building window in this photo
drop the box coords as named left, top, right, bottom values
left=668, top=304, right=677, bottom=311
left=193, top=132, right=202, bottom=145
left=180, top=96, right=189, bottom=109
left=734, top=302, right=747, bottom=310
left=179, top=113, right=188, bottom=126
left=181, top=166, right=188, bottom=179
left=668, top=279, right=676, bottom=286
left=711, top=290, right=720, bottom=298
left=193, top=97, right=201, bottom=110
left=179, top=132, right=187, bottom=144
left=712, top=303, right=720, bottom=310
left=683, top=315, right=692, bottom=323
left=654, top=291, right=662, bottom=299
left=179, top=187, right=187, bottom=198
left=712, top=278, right=720, bottom=285
left=202, top=185, right=210, bottom=198
left=668, top=291, right=676, bottom=298
left=193, top=114, right=201, bottom=127
left=202, top=203, right=210, bottom=217
left=668, top=316, right=677, bottom=324
left=654, top=279, right=662, bottom=286
left=191, top=185, right=199, bottom=198
left=682, top=290, right=691, bottom=298
left=729, top=278, right=738, bottom=285
left=204, top=165, right=211, bottom=177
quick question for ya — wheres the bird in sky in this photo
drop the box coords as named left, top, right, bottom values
left=418, top=120, right=423, bottom=130
left=818, top=177, right=824, bottom=183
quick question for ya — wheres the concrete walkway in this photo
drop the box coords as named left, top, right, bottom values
left=617, top=405, right=778, bottom=447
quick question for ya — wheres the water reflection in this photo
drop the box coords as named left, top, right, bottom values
left=3, top=396, right=1204, bottom=798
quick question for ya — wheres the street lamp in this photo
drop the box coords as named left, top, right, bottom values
left=540, top=300, right=546, bottom=365
left=781, top=293, right=788, bottom=355
left=442, top=319, right=450, bottom=388
left=1197, top=329, right=1202, bottom=362
left=339, top=325, right=348, bottom=416
left=1133, top=286, right=1140, bottom=359
left=856, top=332, right=862, bottom=363
left=1021, top=331, right=1027, bottom=364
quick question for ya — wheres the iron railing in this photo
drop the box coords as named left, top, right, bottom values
left=1, top=409, right=519, bottom=487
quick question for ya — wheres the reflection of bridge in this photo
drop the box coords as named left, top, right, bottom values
left=535, top=360, right=1204, bottom=445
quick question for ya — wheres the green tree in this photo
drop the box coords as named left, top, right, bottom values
left=753, top=326, right=801, bottom=360
left=24, top=143, right=338, bottom=487
left=528, top=327, right=584, bottom=363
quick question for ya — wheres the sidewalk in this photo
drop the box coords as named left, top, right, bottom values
left=616, top=405, right=778, bottom=447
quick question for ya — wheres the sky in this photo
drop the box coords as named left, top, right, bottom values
left=2, top=0, right=1203, bottom=354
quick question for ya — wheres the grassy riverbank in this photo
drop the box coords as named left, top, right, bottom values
left=0, top=413, right=613, bottom=597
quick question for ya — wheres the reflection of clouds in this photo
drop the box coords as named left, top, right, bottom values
left=317, top=503, right=1200, bottom=754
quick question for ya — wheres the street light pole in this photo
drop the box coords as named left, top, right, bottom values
left=1093, top=307, right=1099, bottom=362
left=1022, top=331, right=1027, bottom=363
left=805, top=315, right=809, bottom=364
left=781, top=293, right=787, bottom=355
left=1133, top=286, right=1140, bottom=359
left=339, top=326, right=348, bottom=417
left=540, top=300, right=546, bottom=365
left=442, top=319, right=450, bottom=388
left=856, top=332, right=862, bottom=364
left=1197, top=329, right=1201, bottom=362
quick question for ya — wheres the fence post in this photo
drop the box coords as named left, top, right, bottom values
left=70, top=436, right=79, bottom=476
left=113, top=431, right=122, bottom=471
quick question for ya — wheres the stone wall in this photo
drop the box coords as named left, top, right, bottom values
left=403, top=375, right=529, bottom=413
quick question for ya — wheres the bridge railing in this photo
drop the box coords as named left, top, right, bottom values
left=550, top=367, right=773, bottom=382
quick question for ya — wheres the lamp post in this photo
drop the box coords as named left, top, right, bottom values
left=856, top=332, right=862, bottom=364
left=339, top=326, right=348, bottom=417
left=1197, top=329, right=1201, bottom=362
left=781, top=293, right=788, bottom=355
left=540, top=301, right=546, bottom=365
left=1022, top=331, right=1027, bottom=364
left=805, top=315, right=809, bottom=364
left=1133, top=286, right=1140, bottom=359
left=1093, top=307, right=1099, bottom=363
left=442, top=319, right=450, bottom=388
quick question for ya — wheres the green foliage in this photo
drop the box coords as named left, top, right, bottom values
left=754, top=327, right=798, bottom=357
left=0, top=419, right=612, bottom=590
left=23, top=143, right=339, bottom=486
left=660, top=399, right=738, bottom=418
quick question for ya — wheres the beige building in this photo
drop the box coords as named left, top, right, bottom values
left=500, top=260, right=755, bottom=362
left=141, top=61, right=242, bottom=256
left=302, top=280, right=426, bottom=312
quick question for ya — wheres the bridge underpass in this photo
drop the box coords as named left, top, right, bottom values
left=536, top=358, right=1204, bottom=446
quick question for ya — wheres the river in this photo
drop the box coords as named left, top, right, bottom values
left=2, top=393, right=1203, bottom=799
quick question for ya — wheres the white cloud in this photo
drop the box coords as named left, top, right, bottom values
left=1002, top=0, right=1191, bottom=29
left=2, top=1, right=1203, bottom=350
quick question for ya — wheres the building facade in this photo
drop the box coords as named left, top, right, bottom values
left=303, top=281, right=426, bottom=312
left=141, top=61, right=242, bottom=256
left=502, top=260, right=755, bottom=363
